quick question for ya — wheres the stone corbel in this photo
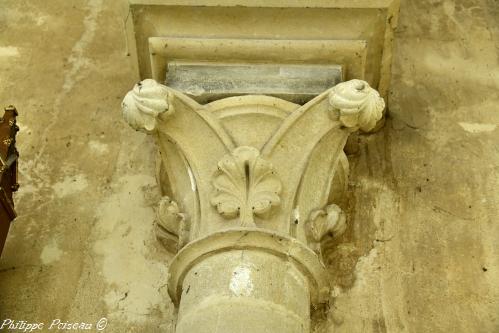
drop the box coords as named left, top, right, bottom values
left=122, top=78, right=384, bottom=333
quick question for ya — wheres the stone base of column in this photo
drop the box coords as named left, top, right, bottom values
left=168, top=229, right=329, bottom=333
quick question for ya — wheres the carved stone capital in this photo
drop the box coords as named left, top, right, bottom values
left=121, top=79, right=173, bottom=132
left=329, top=79, right=385, bottom=132
left=122, top=79, right=384, bottom=332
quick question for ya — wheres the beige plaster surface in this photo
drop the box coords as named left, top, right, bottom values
left=0, top=0, right=498, bottom=332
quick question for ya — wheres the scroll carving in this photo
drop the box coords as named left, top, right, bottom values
left=307, top=204, right=347, bottom=255
left=155, top=196, right=189, bottom=253
left=210, top=146, right=282, bottom=227
left=329, top=79, right=385, bottom=132
left=122, top=79, right=173, bottom=132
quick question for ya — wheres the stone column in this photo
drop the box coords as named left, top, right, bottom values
left=171, top=230, right=323, bottom=333
left=122, top=78, right=384, bottom=332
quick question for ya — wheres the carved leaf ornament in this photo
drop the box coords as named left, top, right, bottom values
left=210, top=146, right=282, bottom=227
left=121, top=79, right=173, bottom=132
left=329, top=79, right=385, bottom=132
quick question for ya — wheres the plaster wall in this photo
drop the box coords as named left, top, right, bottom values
left=0, top=0, right=498, bottom=332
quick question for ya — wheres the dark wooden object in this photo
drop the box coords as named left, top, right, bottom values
left=0, top=105, right=19, bottom=256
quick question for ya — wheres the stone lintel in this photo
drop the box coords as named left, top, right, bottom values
left=129, top=0, right=399, bottom=9
left=166, top=61, right=343, bottom=104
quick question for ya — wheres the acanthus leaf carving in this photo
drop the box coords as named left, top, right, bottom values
left=122, top=79, right=173, bottom=132
left=210, top=146, right=281, bottom=227
left=328, top=79, right=385, bottom=132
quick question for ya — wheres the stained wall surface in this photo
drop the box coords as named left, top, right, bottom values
left=0, top=1, right=498, bottom=332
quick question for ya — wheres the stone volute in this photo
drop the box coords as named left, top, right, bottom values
left=122, top=78, right=385, bottom=332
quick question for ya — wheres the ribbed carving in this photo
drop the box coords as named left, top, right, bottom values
left=210, top=146, right=281, bottom=227
left=121, top=79, right=173, bottom=132
left=329, top=79, right=385, bottom=132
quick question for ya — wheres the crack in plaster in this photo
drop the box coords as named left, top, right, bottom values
left=31, top=0, right=103, bottom=170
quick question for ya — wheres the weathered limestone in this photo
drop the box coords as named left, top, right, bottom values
left=3, top=2, right=499, bottom=332
left=121, top=12, right=393, bottom=330
left=165, top=62, right=344, bottom=104
left=122, top=78, right=384, bottom=332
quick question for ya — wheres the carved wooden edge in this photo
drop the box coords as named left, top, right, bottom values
left=0, top=105, right=19, bottom=220
left=0, top=105, right=19, bottom=256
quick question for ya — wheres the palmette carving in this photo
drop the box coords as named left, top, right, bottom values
left=329, top=79, right=385, bottom=132
left=122, top=79, right=173, bottom=132
left=210, top=146, right=282, bottom=227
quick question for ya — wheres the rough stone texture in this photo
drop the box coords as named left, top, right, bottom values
left=165, top=62, right=343, bottom=104
left=329, top=1, right=499, bottom=332
left=0, top=1, right=498, bottom=333
left=120, top=77, right=378, bottom=332
left=0, top=1, right=174, bottom=331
